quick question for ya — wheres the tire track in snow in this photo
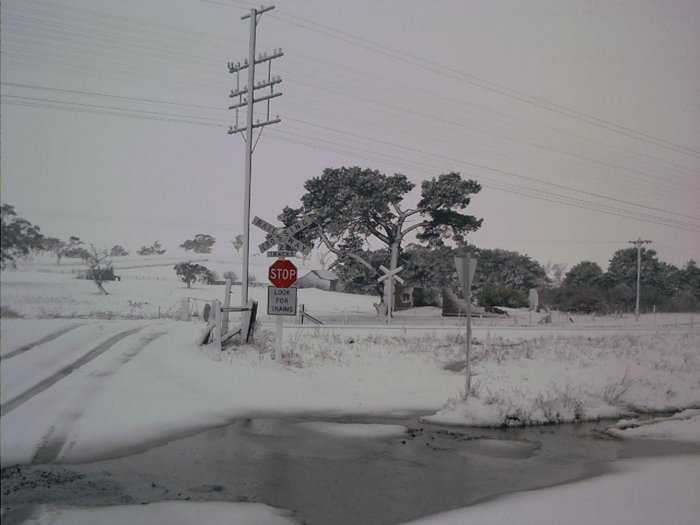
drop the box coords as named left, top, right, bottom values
left=1, top=323, right=83, bottom=360
left=31, top=329, right=167, bottom=465
left=0, top=326, right=146, bottom=417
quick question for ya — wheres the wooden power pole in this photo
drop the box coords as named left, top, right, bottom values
left=629, top=238, right=652, bottom=321
left=228, top=5, right=283, bottom=307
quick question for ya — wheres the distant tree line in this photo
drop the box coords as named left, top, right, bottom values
left=541, top=250, right=700, bottom=313
left=3, top=199, right=698, bottom=313
left=332, top=244, right=548, bottom=309
left=330, top=243, right=699, bottom=313
left=0, top=204, right=232, bottom=266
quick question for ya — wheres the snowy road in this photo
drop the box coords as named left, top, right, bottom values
left=1, top=324, right=154, bottom=416
left=1, top=323, right=83, bottom=360
left=1, top=321, right=168, bottom=464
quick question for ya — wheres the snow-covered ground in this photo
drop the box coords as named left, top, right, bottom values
left=1, top=256, right=699, bottom=524
left=22, top=501, right=298, bottom=525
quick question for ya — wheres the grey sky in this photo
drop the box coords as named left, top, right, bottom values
left=1, top=0, right=699, bottom=270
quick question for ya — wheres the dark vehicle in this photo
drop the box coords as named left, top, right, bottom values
left=77, top=267, right=121, bottom=281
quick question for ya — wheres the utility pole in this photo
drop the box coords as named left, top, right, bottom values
left=228, top=5, right=283, bottom=308
left=629, top=238, right=651, bottom=321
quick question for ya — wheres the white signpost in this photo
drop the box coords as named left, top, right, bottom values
left=377, top=265, right=404, bottom=318
left=455, top=254, right=477, bottom=398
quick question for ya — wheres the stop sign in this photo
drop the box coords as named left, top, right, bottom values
left=269, top=259, right=298, bottom=288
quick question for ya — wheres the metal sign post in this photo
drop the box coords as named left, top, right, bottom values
left=455, top=254, right=477, bottom=398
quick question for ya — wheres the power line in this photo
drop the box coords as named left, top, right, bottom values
left=5, top=0, right=697, bottom=192
left=1, top=98, right=228, bottom=129
left=265, top=128, right=700, bottom=233
left=279, top=117, right=700, bottom=223
left=257, top=3, right=700, bottom=158
left=4, top=0, right=235, bottom=47
left=3, top=3, right=698, bottom=231
left=1, top=82, right=223, bottom=112
left=4, top=89, right=699, bottom=233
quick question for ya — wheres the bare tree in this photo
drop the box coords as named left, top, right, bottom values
left=545, top=262, right=567, bottom=288
left=85, top=245, right=112, bottom=295
left=231, top=234, right=244, bottom=253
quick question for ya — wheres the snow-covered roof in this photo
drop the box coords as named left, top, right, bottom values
left=308, top=270, right=340, bottom=281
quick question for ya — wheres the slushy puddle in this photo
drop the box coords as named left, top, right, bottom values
left=3, top=415, right=699, bottom=525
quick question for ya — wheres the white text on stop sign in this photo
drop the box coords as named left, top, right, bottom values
left=269, top=268, right=297, bottom=280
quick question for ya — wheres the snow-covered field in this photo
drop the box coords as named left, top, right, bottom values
left=1, top=256, right=699, bottom=524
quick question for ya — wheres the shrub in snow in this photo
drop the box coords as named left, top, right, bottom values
left=174, top=262, right=211, bottom=288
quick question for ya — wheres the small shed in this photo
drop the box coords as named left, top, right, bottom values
left=296, top=270, right=344, bottom=292
left=394, top=286, right=422, bottom=310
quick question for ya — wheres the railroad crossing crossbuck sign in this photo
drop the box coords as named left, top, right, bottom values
left=377, top=265, right=404, bottom=286
left=252, top=216, right=314, bottom=256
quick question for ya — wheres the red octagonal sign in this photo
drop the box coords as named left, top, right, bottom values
left=269, top=259, right=298, bottom=288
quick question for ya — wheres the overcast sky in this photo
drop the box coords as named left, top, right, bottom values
left=2, top=0, right=699, bottom=271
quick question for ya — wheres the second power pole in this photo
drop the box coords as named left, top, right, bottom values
left=629, top=237, right=652, bottom=321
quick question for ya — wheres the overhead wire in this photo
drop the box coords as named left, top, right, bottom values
left=3, top=0, right=699, bottom=237
left=3, top=81, right=699, bottom=232
left=266, top=127, right=700, bottom=233
left=5, top=93, right=700, bottom=235
left=7, top=0, right=696, bottom=184
left=272, top=71, right=700, bottom=205
left=4, top=80, right=698, bottom=227
left=274, top=73, right=700, bottom=209
left=245, top=1, right=700, bottom=158
left=275, top=51, right=697, bottom=183
left=279, top=116, right=700, bottom=223
left=5, top=0, right=696, bottom=192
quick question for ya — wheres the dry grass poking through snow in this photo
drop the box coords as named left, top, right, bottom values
left=430, top=331, right=700, bottom=426
left=209, top=328, right=699, bottom=427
